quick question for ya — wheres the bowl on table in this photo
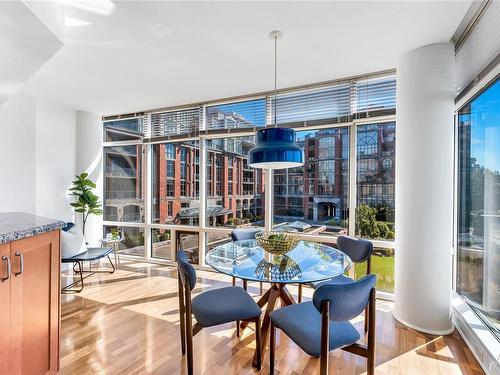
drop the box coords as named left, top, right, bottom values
left=255, top=231, right=300, bottom=256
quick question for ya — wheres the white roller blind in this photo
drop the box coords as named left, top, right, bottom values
left=455, top=0, right=500, bottom=94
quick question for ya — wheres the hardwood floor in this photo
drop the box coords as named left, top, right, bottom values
left=60, top=261, right=484, bottom=375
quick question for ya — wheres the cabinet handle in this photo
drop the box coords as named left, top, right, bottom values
left=1, top=256, right=11, bottom=282
left=14, top=252, right=24, bottom=276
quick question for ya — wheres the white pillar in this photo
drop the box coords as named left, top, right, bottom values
left=394, top=43, right=455, bottom=335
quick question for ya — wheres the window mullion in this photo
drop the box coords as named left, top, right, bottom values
left=349, top=124, right=357, bottom=239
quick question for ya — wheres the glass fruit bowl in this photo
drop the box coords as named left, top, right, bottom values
left=255, top=231, right=300, bottom=256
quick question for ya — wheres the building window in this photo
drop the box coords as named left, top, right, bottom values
left=165, top=144, right=175, bottom=159
left=206, top=136, right=263, bottom=229
left=103, top=145, right=144, bottom=223
left=273, top=127, right=349, bottom=233
left=356, top=122, right=395, bottom=240
left=358, top=128, right=378, bottom=156
left=318, top=136, right=335, bottom=159
left=457, top=78, right=500, bottom=337
left=166, top=160, right=175, bottom=178
left=151, top=141, right=199, bottom=225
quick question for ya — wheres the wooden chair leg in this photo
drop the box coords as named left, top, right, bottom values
left=255, top=316, right=262, bottom=370
left=270, top=321, right=276, bottom=374
left=367, top=288, right=376, bottom=375
left=298, top=283, right=303, bottom=303
left=236, top=320, right=240, bottom=337
left=232, top=276, right=236, bottom=286
left=260, top=282, right=263, bottom=295
left=364, top=304, right=369, bottom=333
left=185, top=296, right=194, bottom=375
left=320, top=301, right=330, bottom=375
left=243, top=280, right=248, bottom=291
left=178, top=276, right=186, bottom=355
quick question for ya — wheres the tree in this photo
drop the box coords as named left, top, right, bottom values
left=356, top=204, right=378, bottom=238
left=70, top=172, right=103, bottom=235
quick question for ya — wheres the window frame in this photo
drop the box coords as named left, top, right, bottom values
left=102, top=73, right=397, bottom=299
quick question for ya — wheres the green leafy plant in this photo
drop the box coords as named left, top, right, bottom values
left=69, top=172, right=103, bottom=235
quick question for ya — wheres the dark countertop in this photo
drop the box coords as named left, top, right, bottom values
left=0, top=212, right=65, bottom=244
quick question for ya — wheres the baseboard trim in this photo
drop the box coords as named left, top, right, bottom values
left=392, top=311, right=455, bottom=336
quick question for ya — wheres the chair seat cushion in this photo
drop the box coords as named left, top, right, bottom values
left=270, top=302, right=360, bottom=357
left=192, top=286, right=261, bottom=327
left=312, top=274, right=354, bottom=289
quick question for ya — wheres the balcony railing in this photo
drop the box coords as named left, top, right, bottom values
left=106, top=191, right=139, bottom=200
left=106, top=166, right=136, bottom=177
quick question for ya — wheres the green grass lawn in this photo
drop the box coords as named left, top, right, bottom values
left=354, top=254, right=394, bottom=292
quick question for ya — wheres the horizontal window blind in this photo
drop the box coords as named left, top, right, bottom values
left=456, top=0, right=500, bottom=95
left=206, top=98, right=266, bottom=129
left=145, top=108, right=200, bottom=139
left=270, top=83, right=352, bottom=125
left=355, top=77, right=397, bottom=115
left=108, top=72, right=396, bottom=140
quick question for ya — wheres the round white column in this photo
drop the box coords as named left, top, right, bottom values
left=394, top=43, right=455, bottom=335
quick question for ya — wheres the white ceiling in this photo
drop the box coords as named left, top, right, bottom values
left=20, top=0, right=473, bottom=115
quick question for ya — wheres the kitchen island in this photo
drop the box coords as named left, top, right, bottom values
left=0, top=212, right=65, bottom=374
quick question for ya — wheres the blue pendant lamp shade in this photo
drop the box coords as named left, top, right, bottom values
left=248, top=127, right=304, bottom=169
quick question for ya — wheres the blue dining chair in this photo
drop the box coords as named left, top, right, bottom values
left=320, top=235, right=373, bottom=332
left=177, top=250, right=262, bottom=375
left=231, top=227, right=264, bottom=292
left=269, top=274, right=376, bottom=375
left=231, top=228, right=263, bottom=336
left=298, top=235, right=373, bottom=331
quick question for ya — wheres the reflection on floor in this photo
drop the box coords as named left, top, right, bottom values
left=60, top=260, right=485, bottom=374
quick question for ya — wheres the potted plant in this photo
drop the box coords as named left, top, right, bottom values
left=69, top=172, right=103, bottom=236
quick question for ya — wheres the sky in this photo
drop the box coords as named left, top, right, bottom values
left=469, top=79, right=500, bottom=173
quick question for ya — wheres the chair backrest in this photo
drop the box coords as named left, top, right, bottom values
left=177, top=250, right=197, bottom=291
left=337, top=235, right=373, bottom=263
left=62, top=222, right=75, bottom=232
left=231, top=227, right=263, bottom=241
left=313, top=274, right=376, bottom=321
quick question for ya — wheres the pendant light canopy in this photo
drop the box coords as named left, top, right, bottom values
left=248, top=30, right=304, bottom=170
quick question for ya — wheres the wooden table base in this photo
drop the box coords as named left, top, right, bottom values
left=240, top=283, right=297, bottom=367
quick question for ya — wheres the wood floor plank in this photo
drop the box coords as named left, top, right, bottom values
left=60, top=261, right=484, bottom=375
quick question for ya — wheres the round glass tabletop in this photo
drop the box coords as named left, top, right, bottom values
left=205, top=239, right=352, bottom=284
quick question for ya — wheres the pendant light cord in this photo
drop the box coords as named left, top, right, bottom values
left=274, top=33, right=278, bottom=127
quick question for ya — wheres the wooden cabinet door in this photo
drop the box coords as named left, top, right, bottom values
left=0, top=243, right=11, bottom=375
left=10, top=230, right=60, bottom=375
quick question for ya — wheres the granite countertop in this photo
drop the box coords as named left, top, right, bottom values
left=0, top=212, right=66, bottom=244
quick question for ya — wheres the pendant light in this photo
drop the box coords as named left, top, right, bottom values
left=248, top=30, right=304, bottom=169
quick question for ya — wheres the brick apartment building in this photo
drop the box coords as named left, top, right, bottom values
left=104, top=116, right=395, bottom=227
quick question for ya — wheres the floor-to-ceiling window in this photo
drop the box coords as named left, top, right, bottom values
left=273, top=127, right=350, bottom=235
left=101, top=72, right=397, bottom=292
left=457, top=77, right=500, bottom=336
left=103, top=118, right=145, bottom=257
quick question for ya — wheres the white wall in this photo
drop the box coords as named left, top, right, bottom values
left=0, top=94, right=37, bottom=213
left=35, top=99, right=76, bottom=221
left=0, top=94, right=77, bottom=222
left=76, top=111, right=103, bottom=246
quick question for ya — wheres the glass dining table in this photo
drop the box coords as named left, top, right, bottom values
left=205, top=238, right=352, bottom=365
